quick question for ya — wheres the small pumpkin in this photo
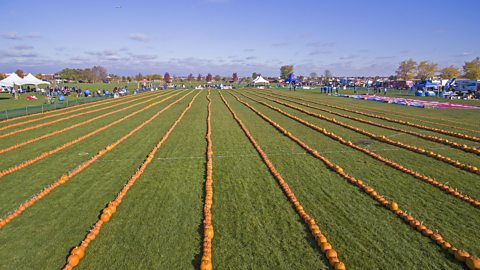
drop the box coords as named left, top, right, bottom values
left=67, top=254, right=80, bottom=267
left=466, top=256, right=480, bottom=270
left=326, top=249, right=338, bottom=259
left=335, top=262, right=346, bottom=270
left=205, top=227, right=214, bottom=240
left=454, top=249, right=470, bottom=262
left=100, top=213, right=111, bottom=222
left=200, top=257, right=212, bottom=270
left=389, top=202, right=398, bottom=211
left=321, top=242, right=332, bottom=252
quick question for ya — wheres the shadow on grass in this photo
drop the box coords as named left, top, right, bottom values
left=192, top=158, right=208, bottom=268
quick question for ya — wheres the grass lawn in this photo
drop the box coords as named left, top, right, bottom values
left=0, top=88, right=478, bottom=269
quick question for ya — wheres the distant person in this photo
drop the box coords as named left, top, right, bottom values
left=384, top=87, right=387, bottom=96
left=353, top=85, right=357, bottom=94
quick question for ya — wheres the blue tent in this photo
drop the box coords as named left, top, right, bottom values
left=414, top=81, right=438, bottom=90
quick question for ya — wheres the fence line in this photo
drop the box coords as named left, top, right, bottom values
left=1, top=96, right=111, bottom=121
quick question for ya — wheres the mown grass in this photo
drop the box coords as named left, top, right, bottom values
left=0, top=88, right=478, bottom=269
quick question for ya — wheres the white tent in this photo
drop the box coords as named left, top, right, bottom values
left=20, top=73, right=50, bottom=86
left=0, top=73, right=24, bottom=87
left=252, top=76, right=270, bottom=84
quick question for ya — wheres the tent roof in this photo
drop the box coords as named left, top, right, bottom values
left=252, top=76, right=269, bottom=84
left=415, top=81, right=438, bottom=88
left=0, top=73, right=24, bottom=87
left=21, top=73, right=51, bottom=85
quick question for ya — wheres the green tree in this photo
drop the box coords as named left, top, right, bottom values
left=416, top=61, right=437, bottom=80
left=439, top=65, right=460, bottom=79
left=35, top=73, right=43, bottom=79
left=214, top=75, right=221, bottom=81
left=463, top=57, right=480, bottom=80
left=280, top=65, right=294, bottom=79
left=206, top=73, right=213, bottom=82
left=395, top=59, right=417, bottom=80
left=187, top=73, right=194, bottom=81
left=252, top=72, right=258, bottom=79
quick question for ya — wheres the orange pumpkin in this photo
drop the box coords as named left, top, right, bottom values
left=335, top=262, right=346, bottom=270
left=200, top=257, right=212, bottom=270
left=67, top=254, right=80, bottom=267
left=71, top=247, right=85, bottom=259
left=326, top=249, right=338, bottom=259
left=454, top=249, right=470, bottom=262
left=466, top=256, right=480, bottom=270
left=321, top=242, right=332, bottom=252
left=205, top=227, right=214, bottom=240
left=100, top=213, right=111, bottom=222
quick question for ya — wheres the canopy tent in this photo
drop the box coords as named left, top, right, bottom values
left=0, top=73, right=24, bottom=87
left=0, top=81, right=10, bottom=87
left=252, top=76, right=269, bottom=84
left=414, top=81, right=438, bottom=89
left=20, top=73, right=50, bottom=86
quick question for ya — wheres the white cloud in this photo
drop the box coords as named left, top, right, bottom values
left=1, top=32, right=41, bottom=40
left=128, top=33, right=149, bottom=42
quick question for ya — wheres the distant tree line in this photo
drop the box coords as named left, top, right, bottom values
left=396, top=57, right=480, bottom=81
left=57, top=66, right=107, bottom=82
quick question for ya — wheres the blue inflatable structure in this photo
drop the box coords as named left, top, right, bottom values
left=415, top=91, right=425, bottom=97
left=284, top=73, right=300, bottom=84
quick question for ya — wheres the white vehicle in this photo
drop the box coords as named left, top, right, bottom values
left=453, top=80, right=480, bottom=93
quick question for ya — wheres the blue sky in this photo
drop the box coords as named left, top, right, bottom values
left=1, top=0, right=479, bottom=76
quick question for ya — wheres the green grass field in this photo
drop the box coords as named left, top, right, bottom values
left=0, top=88, right=478, bottom=269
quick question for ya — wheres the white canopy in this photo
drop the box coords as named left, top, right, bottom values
left=21, top=73, right=50, bottom=86
left=252, top=76, right=269, bottom=84
left=0, top=73, right=24, bottom=87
